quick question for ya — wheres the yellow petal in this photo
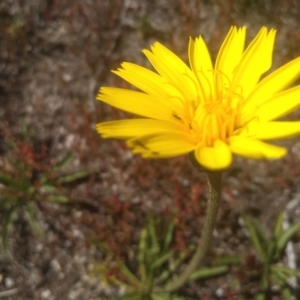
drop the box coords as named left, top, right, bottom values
left=229, top=136, right=286, bottom=159
left=143, top=43, right=198, bottom=101
left=127, top=132, right=195, bottom=158
left=236, top=121, right=300, bottom=140
left=194, top=140, right=232, bottom=170
left=215, top=26, right=246, bottom=89
left=96, top=119, right=185, bottom=139
left=97, top=87, right=180, bottom=123
left=113, top=62, right=183, bottom=103
left=231, top=27, right=276, bottom=98
left=242, top=56, right=300, bottom=118
left=189, top=36, right=214, bottom=100
left=252, top=86, right=300, bottom=122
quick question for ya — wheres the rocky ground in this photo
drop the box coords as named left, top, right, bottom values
left=1, top=0, right=300, bottom=299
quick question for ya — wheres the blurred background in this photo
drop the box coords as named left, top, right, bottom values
left=1, top=0, right=300, bottom=299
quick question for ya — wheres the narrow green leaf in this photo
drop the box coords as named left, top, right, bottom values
left=255, top=292, right=266, bottom=300
left=4, top=139, right=15, bottom=150
left=276, top=221, right=300, bottom=255
left=281, top=287, right=293, bottom=300
left=169, top=249, right=191, bottom=273
left=117, top=262, right=141, bottom=288
left=271, top=269, right=290, bottom=282
left=39, top=184, right=57, bottom=193
left=116, top=292, right=143, bottom=300
left=0, top=172, right=17, bottom=188
left=274, top=211, right=283, bottom=239
left=168, top=296, right=191, bottom=300
left=270, top=272, right=292, bottom=300
left=14, top=160, right=26, bottom=173
left=270, top=267, right=288, bottom=287
left=156, top=251, right=188, bottom=284
left=48, top=195, right=69, bottom=203
left=242, top=215, right=267, bottom=261
left=214, top=255, right=241, bottom=266
left=26, top=203, right=44, bottom=237
left=147, top=219, right=160, bottom=256
left=56, top=171, right=89, bottom=184
left=150, top=251, right=174, bottom=270
left=39, top=174, right=48, bottom=185
left=0, top=199, right=10, bottom=210
left=271, top=266, right=300, bottom=278
left=249, top=216, right=269, bottom=250
left=255, top=267, right=270, bottom=300
left=138, top=227, right=147, bottom=282
left=260, top=267, right=271, bottom=290
left=54, top=152, right=73, bottom=170
left=162, top=219, right=174, bottom=252
left=189, top=265, right=229, bottom=281
left=2, top=205, right=19, bottom=254
left=151, top=293, right=174, bottom=300
left=266, top=240, right=277, bottom=263
left=26, top=185, right=36, bottom=196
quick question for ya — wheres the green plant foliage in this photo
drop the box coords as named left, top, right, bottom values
left=91, top=217, right=230, bottom=299
left=0, top=132, right=89, bottom=253
left=242, top=213, right=300, bottom=299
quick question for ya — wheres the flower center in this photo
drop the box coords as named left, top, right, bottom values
left=171, top=71, right=245, bottom=147
left=191, top=101, right=236, bottom=146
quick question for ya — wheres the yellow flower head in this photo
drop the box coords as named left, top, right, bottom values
left=96, top=27, right=300, bottom=170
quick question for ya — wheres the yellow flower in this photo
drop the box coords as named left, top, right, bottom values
left=96, top=27, right=300, bottom=170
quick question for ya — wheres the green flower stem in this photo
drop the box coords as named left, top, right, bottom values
left=159, top=169, right=222, bottom=293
